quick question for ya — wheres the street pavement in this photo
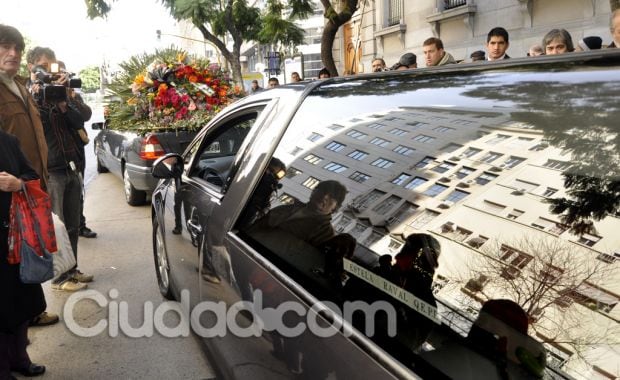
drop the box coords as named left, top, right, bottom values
left=22, top=172, right=216, bottom=380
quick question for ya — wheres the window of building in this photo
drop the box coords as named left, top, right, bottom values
left=362, top=230, right=384, bottom=247
left=511, top=179, right=539, bottom=192
left=388, top=202, right=419, bottom=226
left=541, top=187, right=558, bottom=197
left=307, top=132, right=323, bottom=142
left=325, top=141, right=346, bottom=152
left=387, top=0, right=403, bottom=26
left=441, top=143, right=463, bottom=153
left=392, top=173, right=411, bottom=186
left=433, top=126, right=454, bottom=133
left=480, top=200, right=506, bottom=213
left=393, top=145, right=415, bottom=156
left=453, top=119, right=474, bottom=125
left=347, top=150, right=368, bottom=160
left=285, top=167, right=302, bottom=178
left=475, top=172, right=498, bottom=185
left=461, top=147, right=481, bottom=158
left=368, top=122, right=385, bottom=129
left=444, top=0, right=468, bottom=10
left=303, top=153, right=323, bottom=165
left=349, top=118, right=362, bottom=123
left=506, top=137, right=535, bottom=150
left=443, top=225, right=473, bottom=242
left=349, top=222, right=369, bottom=239
left=503, top=156, right=525, bottom=169
left=543, top=159, right=571, bottom=170
left=334, top=215, right=353, bottom=232
left=278, top=193, right=295, bottom=205
left=405, top=176, right=428, bottom=190
left=323, top=162, right=348, bottom=173
left=389, top=128, right=408, bottom=136
left=500, top=245, right=533, bottom=279
left=302, top=176, right=320, bottom=189
left=577, top=233, right=601, bottom=247
left=384, top=116, right=403, bottom=122
left=596, top=252, right=620, bottom=264
left=480, top=151, right=503, bottom=163
left=371, top=158, right=395, bottom=169
left=414, top=156, right=435, bottom=168
left=408, top=209, right=440, bottom=229
left=485, top=134, right=510, bottom=145
left=349, top=171, right=371, bottom=183
left=346, top=130, right=367, bottom=140
left=388, top=238, right=403, bottom=253
left=506, top=209, right=524, bottom=220
left=372, top=195, right=402, bottom=214
left=370, top=137, right=390, bottom=147
left=570, top=283, right=619, bottom=313
left=444, top=189, right=469, bottom=203
left=413, top=134, right=435, bottom=143
left=353, top=190, right=385, bottom=211
left=423, top=183, right=448, bottom=197
left=328, top=124, right=344, bottom=131
left=529, top=143, right=549, bottom=152
left=432, top=161, right=456, bottom=174
left=466, top=235, right=488, bottom=249
left=454, top=166, right=474, bottom=179
left=290, top=146, right=302, bottom=155
left=531, top=217, right=568, bottom=235
left=407, top=121, right=428, bottom=128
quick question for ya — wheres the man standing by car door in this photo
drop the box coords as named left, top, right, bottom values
left=27, top=46, right=93, bottom=291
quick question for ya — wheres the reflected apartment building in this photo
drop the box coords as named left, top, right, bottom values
left=275, top=106, right=620, bottom=380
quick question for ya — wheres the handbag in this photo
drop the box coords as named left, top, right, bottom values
left=8, top=180, right=57, bottom=284
left=52, top=213, right=77, bottom=279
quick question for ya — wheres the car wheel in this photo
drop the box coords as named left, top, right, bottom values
left=153, top=217, right=174, bottom=300
left=123, top=166, right=146, bottom=206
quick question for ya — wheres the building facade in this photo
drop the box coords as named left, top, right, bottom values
left=332, top=0, right=614, bottom=73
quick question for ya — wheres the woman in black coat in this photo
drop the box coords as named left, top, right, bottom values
left=0, top=130, right=46, bottom=379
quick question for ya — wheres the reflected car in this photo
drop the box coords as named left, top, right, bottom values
left=151, top=50, right=620, bottom=380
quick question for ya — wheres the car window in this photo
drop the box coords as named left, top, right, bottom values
left=236, top=67, right=620, bottom=378
left=188, top=112, right=260, bottom=190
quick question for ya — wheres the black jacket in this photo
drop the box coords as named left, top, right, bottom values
left=0, top=131, right=46, bottom=332
left=39, top=102, right=85, bottom=173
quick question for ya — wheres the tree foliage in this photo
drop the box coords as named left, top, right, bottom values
left=78, top=65, right=101, bottom=93
left=84, top=0, right=314, bottom=86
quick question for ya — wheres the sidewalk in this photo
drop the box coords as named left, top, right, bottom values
left=23, top=173, right=215, bottom=380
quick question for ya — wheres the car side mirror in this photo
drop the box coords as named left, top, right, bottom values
left=91, top=122, right=104, bottom=130
left=152, top=153, right=184, bottom=179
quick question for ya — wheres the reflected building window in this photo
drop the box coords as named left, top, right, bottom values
left=349, top=171, right=371, bottom=183
left=303, top=154, right=323, bottom=165
left=543, top=159, right=571, bottom=170
left=347, top=150, right=368, bottom=160
left=475, top=172, right=498, bottom=185
left=325, top=141, right=346, bottom=152
left=480, top=200, right=506, bottom=213
left=286, top=167, right=302, bottom=178
left=577, top=234, right=601, bottom=247
left=432, top=161, right=456, bottom=174
left=503, top=156, right=525, bottom=168
left=408, top=209, right=440, bottom=229
left=506, top=209, right=524, bottom=220
left=433, top=126, right=455, bottom=133
left=480, top=151, right=503, bottom=163
left=307, top=132, right=324, bottom=142
left=302, top=176, right=320, bottom=189
left=405, top=176, right=428, bottom=190
left=413, top=134, right=435, bottom=143
left=392, top=173, right=411, bottom=186
left=371, top=158, right=395, bottom=169
left=389, top=128, right=408, bottom=136
left=370, top=137, right=390, bottom=147
left=485, top=134, right=510, bottom=145
left=441, top=143, right=463, bottom=153
left=444, top=189, right=469, bottom=203
left=460, top=147, right=482, bottom=158
left=346, top=130, right=367, bottom=140
left=414, top=156, right=435, bottom=168
left=454, top=166, right=474, bottom=179
left=387, top=202, right=418, bottom=226
left=323, top=162, right=348, bottom=173
left=372, top=195, right=401, bottom=214
left=352, top=189, right=385, bottom=211
left=423, top=183, right=448, bottom=197
left=393, top=145, right=415, bottom=156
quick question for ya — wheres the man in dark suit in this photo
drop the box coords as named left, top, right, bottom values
left=486, top=27, right=510, bottom=61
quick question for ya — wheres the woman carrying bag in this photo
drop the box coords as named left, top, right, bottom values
left=0, top=130, right=46, bottom=379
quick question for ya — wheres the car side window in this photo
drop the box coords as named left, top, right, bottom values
left=188, top=112, right=259, bottom=190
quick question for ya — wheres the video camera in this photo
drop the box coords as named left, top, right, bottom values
left=31, top=63, right=81, bottom=104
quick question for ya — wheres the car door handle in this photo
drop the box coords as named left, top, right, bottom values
left=187, top=219, right=202, bottom=238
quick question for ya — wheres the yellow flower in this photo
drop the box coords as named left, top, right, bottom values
left=126, top=97, right=138, bottom=105
left=134, top=73, right=145, bottom=85
left=176, top=52, right=187, bottom=63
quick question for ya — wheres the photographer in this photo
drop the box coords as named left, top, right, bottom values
left=26, top=46, right=93, bottom=292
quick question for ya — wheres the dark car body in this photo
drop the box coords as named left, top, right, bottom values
left=92, top=124, right=196, bottom=205
left=151, top=51, right=620, bottom=380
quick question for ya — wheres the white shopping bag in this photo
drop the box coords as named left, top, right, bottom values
left=52, top=213, right=77, bottom=279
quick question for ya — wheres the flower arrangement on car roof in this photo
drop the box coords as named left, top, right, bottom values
left=105, top=49, right=243, bottom=133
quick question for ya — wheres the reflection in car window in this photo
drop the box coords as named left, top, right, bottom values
left=237, top=67, right=620, bottom=379
left=189, top=113, right=259, bottom=189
